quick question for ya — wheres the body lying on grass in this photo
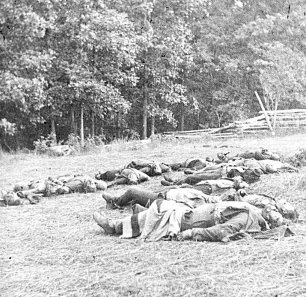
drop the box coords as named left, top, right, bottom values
left=0, top=174, right=107, bottom=207
left=93, top=199, right=295, bottom=242
left=161, top=159, right=298, bottom=187
left=101, top=177, right=249, bottom=210
left=236, top=148, right=280, bottom=161
left=217, top=148, right=280, bottom=163
left=161, top=167, right=260, bottom=187
left=101, top=186, right=298, bottom=223
left=125, top=159, right=171, bottom=176
left=235, top=190, right=299, bottom=222
left=285, top=148, right=306, bottom=167
left=238, top=159, right=298, bottom=175
left=100, top=168, right=151, bottom=188
left=169, top=158, right=211, bottom=171
left=168, top=148, right=280, bottom=172
left=102, top=187, right=227, bottom=210
left=95, top=159, right=170, bottom=182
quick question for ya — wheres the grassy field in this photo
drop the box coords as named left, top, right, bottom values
left=1, top=133, right=306, bottom=297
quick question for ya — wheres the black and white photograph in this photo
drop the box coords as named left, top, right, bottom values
left=1, top=1, right=306, bottom=296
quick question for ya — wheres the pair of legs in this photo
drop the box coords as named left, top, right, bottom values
left=95, top=170, right=120, bottom=181
left=106, top=169, right=151, bottom=188
left=17, top=184, right=48, bottom=197
left=179, top=212, right=249, bottom=242
left=163, top=167, right=224, bottom=186
left=103, top=187, right=160, bottom=209
left=106, top=177, right=132, bottom=188
left=179, top=172, right=223, bottom=184
left=133, top=164, right=170, bottom=176
left=102, top=182, right=239, bottom=210
left=169, top=159, right=207, bottom=171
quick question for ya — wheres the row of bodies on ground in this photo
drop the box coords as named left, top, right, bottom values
left=93, top=149, right=301, bottom=242
left=0, top=148, right=297, bottom=205
left=1, top=148, right=304, bottom=243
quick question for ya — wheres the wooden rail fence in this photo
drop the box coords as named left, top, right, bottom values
left=163, top=109, right=306, bottom=139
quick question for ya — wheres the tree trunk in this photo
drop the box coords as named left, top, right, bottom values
left=142, top=66, right=148, bottom=139
left=3, top=139, right=12, bottom=152
left=142, top=0, right=148, bottom=140
left=151, top=115, right=155, bottom=136
left=150, top=97, right=155, bottom=136
left=71, top=107, right=77, bottom=134
left=50, top=118, right=57, bottom=144
left=80, top=105, right=84, bottom=147
left=91, top=111, right=95, bottom=137
left=100, top=120, right=104, bottom=136
left=75, top=121, right=78, bottom=135
left=197, top=109, right=200, bottom=130
left=180, top=104, right=185, bottom=131
left=117, top=112, right=122, bottom=138
left=91, top=46, right=96, bottom=138
left=215, top=111, right=222, bottom=128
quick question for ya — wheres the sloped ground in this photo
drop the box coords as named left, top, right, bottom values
left=1, top=134, right=306, bottom=297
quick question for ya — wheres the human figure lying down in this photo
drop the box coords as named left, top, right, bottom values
left=100, top=186, right=299, bottom=223
left=93, top=199, right=295, bottom=242
left=0, top=174, right=107, bottom=206
left=93, top=187, right=298, bottom=242
left=95, top=159, right=171, bottom=181
left=161, top=159, right=298, bottom=186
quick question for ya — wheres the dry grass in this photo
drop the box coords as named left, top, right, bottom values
left=1, top=133, right=306, bottom=297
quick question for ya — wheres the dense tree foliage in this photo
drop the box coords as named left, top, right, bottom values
left=1, top=0, right=306, bottom=149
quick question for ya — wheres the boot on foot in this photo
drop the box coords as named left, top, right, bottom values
left=93, top=211, right=116, bottom=234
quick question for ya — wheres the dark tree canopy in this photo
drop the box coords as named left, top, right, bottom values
left=1, top=0, right=306, bottom=149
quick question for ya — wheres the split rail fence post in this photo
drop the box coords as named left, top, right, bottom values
left=254, top=91, right=274, bottom=134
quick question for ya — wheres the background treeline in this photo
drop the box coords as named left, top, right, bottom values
left=1, top=0, right=306, bottom=150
